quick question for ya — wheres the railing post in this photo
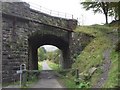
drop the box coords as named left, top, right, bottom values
left=50, top=10, right=52, bottom=15
left=40, top=6, right=42, bottom=11
left=72, top=15, right=73, bottom=19
left=58, top=12, right=59, bottom=17
left=65, top=13, right=66, bottom=18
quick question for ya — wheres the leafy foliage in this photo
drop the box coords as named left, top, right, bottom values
left=47, top=60, right=59, bottom=70
left=46, top=49, right=61, bottom=64
left=38, top=61, right=42, bottom=70
left=81, top=2, right=110, bottom=24
left=38, top=47, right=47, bottom=61
left=81, top=2, right=120, bottom=24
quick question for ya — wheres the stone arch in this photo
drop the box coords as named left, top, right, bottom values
left=28, top=32, right=71, bottom=70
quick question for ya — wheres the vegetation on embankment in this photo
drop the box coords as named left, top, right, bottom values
left=38, top=61, right=42, bottom=70
left=61, top=25, right=119, bottom=88
left=47, top=60, right=59, bottom=70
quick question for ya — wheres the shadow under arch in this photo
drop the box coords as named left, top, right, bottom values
left=28, top=33, right=71, bottom=70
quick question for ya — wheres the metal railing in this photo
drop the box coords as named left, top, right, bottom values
left=25, top=1, right=75, bottom=19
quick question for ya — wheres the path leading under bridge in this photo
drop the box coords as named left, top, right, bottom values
left=31, top=60, right=63, bottom=88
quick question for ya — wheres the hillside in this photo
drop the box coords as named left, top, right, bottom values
left=60, top=25, right=119, bottom=88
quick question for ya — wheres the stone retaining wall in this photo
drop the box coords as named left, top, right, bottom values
left=70, top=32, right=94, bottom=64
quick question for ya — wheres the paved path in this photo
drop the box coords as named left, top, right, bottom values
left=31, top=71, right=62, bottom=88
left=0, top=84, right=2, bottom=90
left=31, top=61, right=63, bottom=88
left=42, top=61, right=52, bottom=70
left=93, top=49, right=111, bottom=88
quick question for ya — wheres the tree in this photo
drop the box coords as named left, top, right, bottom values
left=118, top=1, right=120, bottom=21
left=46, top=49, right=61, bottom=64
left=52, top=49, right=61, bottom=64
left=108, top=2, right=119, bottom=21
left=38, top=47, right=47, bottom=61
left=81, top=1, right=120, bottom=24
left=81, top=2, right=110, bottom=24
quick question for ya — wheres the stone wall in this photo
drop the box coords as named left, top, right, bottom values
left=2, top=14, right=71, bottom=83
left=2, top=16, right=29, bottom=83
left=70, top=32, right=94, bottom=64
left=0, top=2, right=77, bottom=82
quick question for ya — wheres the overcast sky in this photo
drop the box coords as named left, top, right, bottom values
left=21, top=0, right=113, bottom=51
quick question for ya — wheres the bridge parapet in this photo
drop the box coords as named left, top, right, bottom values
left=2, top=2, right=77, bottom=30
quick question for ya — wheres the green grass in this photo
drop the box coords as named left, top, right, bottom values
left=73, top=25, right=112, bottom=86
left=62, top=25, right=118, bottom=88
left=56, top=71, right=77, bottom=88
left=61, top=78, right=76, bottom=88
left=47, top=60, right=59, bottom=70
left=2, top=81, right=20, bottom=87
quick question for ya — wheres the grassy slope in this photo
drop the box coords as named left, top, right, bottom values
left=64, top=25, right=119, bottom=88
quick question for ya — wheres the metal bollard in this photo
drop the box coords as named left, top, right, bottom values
left=17, top=64, right=27, bottom=87
left=21, top=64, right=27, bottom=87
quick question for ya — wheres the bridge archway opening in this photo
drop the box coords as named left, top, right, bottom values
left=37, top=45, right=63, bottom=70
left=28, top=33, right=71, bottom=70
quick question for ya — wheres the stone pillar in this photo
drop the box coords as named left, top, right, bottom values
left=28, top=43, right=38, bottom=70
left=68, top=19, right=78, bottom=30
left=62, top=48, right=71, bottom=69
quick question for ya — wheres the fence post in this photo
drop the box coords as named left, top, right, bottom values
left=76, top=68, right=79, bottom=78
left=75, top=68, right=80, bottom=85
left=22, top=70, right=27, bottom=87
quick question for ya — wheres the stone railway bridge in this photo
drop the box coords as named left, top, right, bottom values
left=0, top=2, right=93, bottom=83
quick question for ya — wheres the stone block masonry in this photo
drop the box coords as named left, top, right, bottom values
left=1, top=2, right=93, bottom=85
left=1, top=2, right=77, bottom=84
